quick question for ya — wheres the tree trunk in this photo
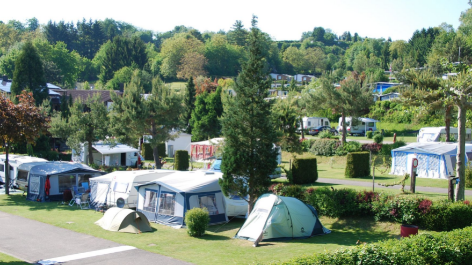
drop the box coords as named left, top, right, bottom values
left=455, top=101, right=466, bottom=201
left=248, top=194, right=255, bottom=214
left=87, top=139, right=94, bottom=165
left=445, top=105, right=452, bottom=142
left=341, top=112, right=347, bottom=145
left=152, top=145, right=161, bottom=169
left=300, top=117, right=304, bottom=139
left=5, top=144, right=10, bottom=195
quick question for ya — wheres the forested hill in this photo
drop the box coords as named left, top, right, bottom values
left=0, top=13, right=470, bottom=89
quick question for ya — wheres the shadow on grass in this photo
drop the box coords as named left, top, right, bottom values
left=207, top=218, right=245, bottom=233
left=196, top=234, right=231, bottom=241
left=0, top=261, right=30, bottom=265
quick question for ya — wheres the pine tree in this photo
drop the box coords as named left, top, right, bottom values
left=219, top=16, right=279, bottom=213
left=11, top=41, right=48, bottom=105
left=184, top=77, right=196, bottom=134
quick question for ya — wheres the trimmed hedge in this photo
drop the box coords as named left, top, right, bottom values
left=174, top=150, right=189, bottom=171
left=185, top=208, right=210, bottom=237
left=345, top=152, right=370, bottom=178
left=142, top=143, right=166, bottom=160
left=282, top=226, right=472, bottom=265
left=291, top=158, right=318, bottom=184
left=366, top=131, right=373, bottom=139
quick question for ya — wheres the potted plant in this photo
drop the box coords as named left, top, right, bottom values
left=400, top=206, right=419, bottom=237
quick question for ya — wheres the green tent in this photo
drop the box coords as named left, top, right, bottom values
left=95, top=207, right=153, bottom=234
left=235, top=194, right=330, bottom=243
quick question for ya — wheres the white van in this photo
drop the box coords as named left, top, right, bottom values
left=298, top=117, right=330, bottom=133
left=337, top=117, right=379, bottom=136
left=0, top=155, right=47, bottom=188
left=417, top=127, right=472, bottom=143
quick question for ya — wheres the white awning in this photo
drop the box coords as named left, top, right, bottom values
left=92, top=144, right=139, bottom=155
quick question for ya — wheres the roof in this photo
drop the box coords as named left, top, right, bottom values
left=0, top=80, right=61, bottom=94
left=392, top=142, right=472, bottom=156
left=191, top=137, right=224, bottom=146
left=137, top=171, right=223, bottom=193
left=92, top=144, right=139, bottom=155
left=17, top=161, right=100, bottom=175
left=52, top=89, right=123, bottom=103
left=0, top=155, right=47, bottom=166
left=91, top=169, right=174, bottom=183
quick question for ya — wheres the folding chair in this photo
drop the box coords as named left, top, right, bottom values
left=69, top=186, right=84, bottom=207
left=77, top=193, right=90, bottom=209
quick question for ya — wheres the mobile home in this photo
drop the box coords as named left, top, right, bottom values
left=298, top=117, right=330, bottom=132
left=337, top=117, right=378, bottom=136
left=417, top=127, right=472, bottom=143
left=0, top=155, right=47, bottom=187
left=72, top=143, right=142, bottom=167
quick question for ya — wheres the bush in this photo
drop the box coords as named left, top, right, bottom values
left=419, top=200, right=472, bottom=231
left=373, top=133, right=384, bottom=144
left=291, top=157, right=318, bottom=184
left=306, top=187, right=360, bottom=217
left=318, top=130, right=332, bottom=139
left=174, top=150, right=189, bottom=171
left=379, top=140, right=406, bottom=156
left=300, top=138, right=315, bottom=152
left=269, top=183, right=306, bottom=201
left=309, top=139, right=341, bottom=156
left=142, top=143, right=166, bottom=160
left=282, top=226, right=472, bottom=265
left=335, top=141, right=362, bottom=156
left=185, top=208, right=210, bottom=237
left=58, top=153, right=72, bottom=161
left=366, top=131, right=373, bottom=139
left=372, top=196, right=421, bottom=225
left=466, top=165, right=472, bottom=188
left=345, top=152, right=370, bottom=178
left=361, top=143, right=383, bottom=154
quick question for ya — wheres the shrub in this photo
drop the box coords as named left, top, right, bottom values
left=335, top=141, right=362, bottom=156
left=185, top=208, right=210, bottom=237
left=174, top=150, right=189, bottom=171
left=291, top=157, right=318, bottom=184
left=373, top=133, right=384, bottom=144
left=306, top=187, right=360, bottom=217
left=466, top=165, right=472, bottom=188
left=282, top=226, right=472, bottom=265
left=58, top=153, right=72, bottom=161
left=345, top=152, right=370, bottom=178
left=318, top=130, right=332, bottom=139
left=419, top=200, right=472, bottom=231
left=372, top=196, right=421, bottom=225
left=310, top=139, right=341, bottom=156
left=379, top=140, right=406, bottom=156
left=366, top=131, right=373, bottom=139
left=142, top=143, right=166, bottom=160
left=361, top=143, right=383, bottom=154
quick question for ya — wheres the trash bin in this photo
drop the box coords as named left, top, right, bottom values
left=63, top=189, right=72, bottom=202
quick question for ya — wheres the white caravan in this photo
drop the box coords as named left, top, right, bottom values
left=298, top=117, right=330, bottom=132
left=337, top=117, right=379, bottom=136
left=417, top=127, right=472, bottom=143
left=0, top=155, right=47, bottom=187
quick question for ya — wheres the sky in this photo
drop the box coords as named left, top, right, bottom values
left=3, top=0, right=471, bottom=41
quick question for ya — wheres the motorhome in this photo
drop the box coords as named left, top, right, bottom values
left=0, top=155, right=47, bottom=188
left=72, top=143, right=143, bottom=167
left=417, top=127, right=472, bottom=143
left=297, top=117, right=330, bottom=133
left=337, top=117, right=379, bottom=136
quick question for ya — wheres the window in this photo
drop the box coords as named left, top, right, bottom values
left=324, top=121, right=329, bottom=126
left=113, top=182, right=129, bottom=193
left=78, top=174, right=92, bottom=190
left=158, top=193, right=175, bottom=216
left=58, top=175, right=76, bottom=193
left=0, top=164, right=3, bottom=172
left=17, top=170, right=29, bottom=182
left=199, top=195, right=219, bottom=215
left=143, top=190, right=158, bottom=212
left=367, top=122, right=375, bottom=127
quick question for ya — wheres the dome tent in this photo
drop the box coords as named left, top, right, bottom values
left=235, top=194, right=330, bottom=244
left=95, top=207, right=152, bottom=233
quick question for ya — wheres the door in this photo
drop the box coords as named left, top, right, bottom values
left=121, top=153, right=126, bottom=166
left=168, top=145, right=174, bottom=158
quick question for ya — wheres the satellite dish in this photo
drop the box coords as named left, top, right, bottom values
left=116, top=198, right=125, bottom=208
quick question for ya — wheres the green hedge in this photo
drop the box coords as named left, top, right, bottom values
left=309, top=139, right=341, bottom=156
left=291, top=158, right=318, bottom=184
left=185, top=208, right=210, bottom=237
left=345, top=152, right=370, bottom=178
left=142, top=143, right=166, bottom=160
left=174, top=150, right=189, bottom=171
left=366, top=131, right=373, bottom=139
left=379, top=141, right=406, bottom=156
left=282, top=226, right=472, bottom=265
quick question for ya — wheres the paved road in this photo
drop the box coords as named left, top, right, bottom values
left=0, top=211, right=190, bottom=265
left=317, top=178, right=472, bottom=196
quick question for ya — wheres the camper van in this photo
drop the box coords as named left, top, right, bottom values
left=72, top=143, right=143, bottom=167
left=417, top=127, right=472, bottom=143
left=337, top=117, right=378, bottom=136
left=297, top=117, right=330, bottom=133
left=0, top=155, right=47, bottom=188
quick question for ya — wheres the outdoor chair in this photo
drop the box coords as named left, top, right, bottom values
left=77, top=193, right=90, bottom=209
left=69, top=186, right=84, bottom=207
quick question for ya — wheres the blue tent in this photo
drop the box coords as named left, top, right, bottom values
left=23, top=162, right=104, bottom=202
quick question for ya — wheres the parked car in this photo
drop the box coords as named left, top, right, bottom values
left=308, top=126, right=338, bottom=136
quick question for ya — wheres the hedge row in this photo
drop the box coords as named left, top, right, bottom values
left=269, top=185, right=472, bottom=232
left=174, top=150, right=189, bottom=171
left=282, top=225, right=472, bottom=265
left=142, top=143, right=166, bottom=160
left=306, top=139, right=406, bottom=157
left=291, top=157, right=318, bottom=184
left=345, top=152, right=370, bottom=178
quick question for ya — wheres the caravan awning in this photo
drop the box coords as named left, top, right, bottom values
left=92, top=144, right=139, bottom=155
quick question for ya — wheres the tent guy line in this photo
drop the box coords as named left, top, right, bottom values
left=37, top=246, right=136, bottom=264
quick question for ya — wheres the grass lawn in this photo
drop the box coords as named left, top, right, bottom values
left=0, top=194, right=406, bottom=265
left=0, top=252, right=29, bottom=265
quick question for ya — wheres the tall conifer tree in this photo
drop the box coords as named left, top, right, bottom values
left=219, top=16, right=278, bottom=213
